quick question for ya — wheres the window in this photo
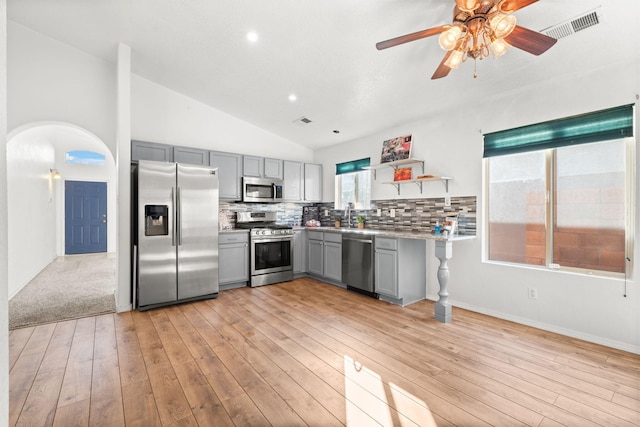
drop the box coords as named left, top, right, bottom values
left=65, top=150, right=106, bottom=166
left=485, top=105, right=634, bottom=275
left=335, top=158, right=372, bottom=210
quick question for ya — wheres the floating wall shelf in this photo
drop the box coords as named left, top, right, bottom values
left=362, top=158, right=424, bottom=179
left=383, top=176, right=453, bottom=195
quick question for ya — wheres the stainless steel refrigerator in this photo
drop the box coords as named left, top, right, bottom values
left=135, top=160, right=219, bottom=310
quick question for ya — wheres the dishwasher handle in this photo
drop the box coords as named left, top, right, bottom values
left=342, top=237, right=373, bottom=244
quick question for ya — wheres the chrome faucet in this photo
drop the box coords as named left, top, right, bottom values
left=346, top=202, right=354, bottom=228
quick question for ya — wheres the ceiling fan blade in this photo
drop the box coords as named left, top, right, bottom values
left=500, top=0, right=539, bottom=12
left=431, top=51, right=452, bottom=80
left=376, top=25, right=449, bottom=50
left=504, top=25, right=557, bottom=55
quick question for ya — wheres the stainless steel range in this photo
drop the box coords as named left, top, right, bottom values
left=236, top=212, right=293, bottom=287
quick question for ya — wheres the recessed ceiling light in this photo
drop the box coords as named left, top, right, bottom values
left=246, top=32, right=258, bottom=43
left=288, top=94, right=297, bottom=102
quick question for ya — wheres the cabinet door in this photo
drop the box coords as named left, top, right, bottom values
left=173, top=147, right=209, bottom=166
left=323, top=242, right=342, bottom=283
left=264, top=158, right=284, bottom=179
left=219, top=243, right=249, bottom=284
left=210, top=151, right=242, bottom=200
left=375, top=249, right=398, bottom=297
left=131, top=140, right=173, bottom=162
left=293, top=230, right=306, bottom=274
left=307, top=239, right=324, bottom=276
left=243, top=155, right=264, bottom=177
left=283, top=160, right=303, bottom=202
left=304, top=163, right=323, bottom=202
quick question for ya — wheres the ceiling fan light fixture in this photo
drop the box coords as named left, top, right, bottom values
left=444, top=49, right=464, bottom=69
left=455, top=0, right=480, bottom=12
left=491, top=38, right=510, bottom=57
left=490, top=13, right=517, bottom=38
left=438, top=25, right=463, bottom=51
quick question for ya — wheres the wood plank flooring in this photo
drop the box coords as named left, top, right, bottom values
left=9, top=277, right=640, bottom=426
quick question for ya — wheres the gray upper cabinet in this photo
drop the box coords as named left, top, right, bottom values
left=210, top=151, right=242, bottom=200
left=243, top=155, right=263, bottom=177
left=131, top=140, right=173, bottom=162
left=264, top=158, right=284, bottom=179
left=304, top=163, right=323, bottom=202
left=173, top=146, right=209, bottom=166
left=283, top=160, right=303, bottom=202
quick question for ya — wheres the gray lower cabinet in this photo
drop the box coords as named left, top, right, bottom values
left=323, top=233, right=342, bottom=283
left=307, top=231, right=342, bottom=285
left=173, top=146, right=209, bottom=166
left=307, top=232, right=324, bottom=276
left=210, top=151, right=242, bottom=200
left=293, top=229, right=307, bottom=275
left=131, top=140, right=173, bottom=162
left=374, top=237, right=426, bottom=306
left=219, top=232, right=249, bottom=290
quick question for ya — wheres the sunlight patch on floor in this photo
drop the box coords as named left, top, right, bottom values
left=344, top=355, right=437, bottom=426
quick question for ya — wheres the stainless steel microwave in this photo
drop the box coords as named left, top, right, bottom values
left=242, top=177, right=284, bottom=203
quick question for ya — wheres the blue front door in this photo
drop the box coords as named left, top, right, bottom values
left=65, top=181, right=108, bottom=254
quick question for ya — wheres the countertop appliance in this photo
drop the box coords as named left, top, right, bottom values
left=342, top=234, right=375, bottom=296
left=134, top=160, right=219, bottom=310
left=242, top=177, right=284, bottom=203
left=236, top=211, right=293, bottom=287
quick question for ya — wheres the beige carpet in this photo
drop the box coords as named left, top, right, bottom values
left=9, top=253, right=117, bottom=330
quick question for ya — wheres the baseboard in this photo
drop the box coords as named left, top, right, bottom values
left=116, top=304, right=132, bottom=313
left=426, top=294, right=639, bottom=355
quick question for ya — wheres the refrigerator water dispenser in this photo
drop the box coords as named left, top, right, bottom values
left=145, top=205, right=169, bottom=236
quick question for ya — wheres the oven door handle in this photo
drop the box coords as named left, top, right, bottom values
left=252, top=236, right=293, bottom=244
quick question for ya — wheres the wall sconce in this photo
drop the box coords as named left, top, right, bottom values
left=50, top=168, right=61, bottom=180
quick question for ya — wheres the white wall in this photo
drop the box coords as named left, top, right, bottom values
left=6, top=136, right=57, bottom=298
left=132, top=75, right=314, bottom=162
left=1, top=0, right=10, bottom=424
left=8, top=21, right=116, bottom=155
left=314, top=63, right=640, bottom=353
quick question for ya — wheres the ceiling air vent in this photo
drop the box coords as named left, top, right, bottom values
left=542, top=9, right=601, bottom=40
left=293, top=116, right=313, bottom=127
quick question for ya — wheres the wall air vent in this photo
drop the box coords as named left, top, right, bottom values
left=542, top=9, right=601, bottom=40
left=293, top=116, right=313, bottom=127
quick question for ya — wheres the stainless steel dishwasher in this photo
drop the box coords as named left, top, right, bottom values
left=342, top=233, right=375, bottom=296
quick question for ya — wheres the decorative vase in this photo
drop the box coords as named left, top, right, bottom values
left=358, top=222, right=364, bottom=229
left=335, top=220, right=340, bottom=228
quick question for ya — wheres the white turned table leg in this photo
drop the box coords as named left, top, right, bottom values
left=434, top=240, right=453, bottom=323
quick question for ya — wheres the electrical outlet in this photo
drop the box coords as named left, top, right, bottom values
left=324, top=209, right=328, bottom=216
left=444, top=194, right=451, bottom=207
left=528, top=288, right=538, bottom=299
left=377, top=208, right=381, bottom=216
left=390, top=208, right=396, bottom=218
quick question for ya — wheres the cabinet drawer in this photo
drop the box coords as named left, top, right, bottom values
left=307, top=231, right=323, bottom=241
left=219, top=233, right=249, bottom=244
left=375, top=237, right=397, bottom=251
left=323, top=232, right=342, bottom=243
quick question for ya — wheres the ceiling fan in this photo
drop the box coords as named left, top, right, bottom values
left=376, top=0, right=557, bottom=79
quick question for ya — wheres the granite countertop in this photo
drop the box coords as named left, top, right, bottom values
left=305, top=226, right=476, bottom=242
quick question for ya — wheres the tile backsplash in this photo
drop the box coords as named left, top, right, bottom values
left=220, top=196, right=476, bottom=236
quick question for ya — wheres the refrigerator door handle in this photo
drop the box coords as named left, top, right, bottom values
left=171, top=186, right=177, bottom=247
left=177, top=186, right=183, bottom=246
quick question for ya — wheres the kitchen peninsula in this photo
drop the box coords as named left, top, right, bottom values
left=308, top=226, right=475, bottom=323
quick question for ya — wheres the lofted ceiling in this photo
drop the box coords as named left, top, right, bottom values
left=7, top=0, right=638, bottom=150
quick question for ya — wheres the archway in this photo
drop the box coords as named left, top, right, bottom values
left=6, top=122, right=117, bottom=327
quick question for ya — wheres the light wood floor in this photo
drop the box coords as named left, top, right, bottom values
left=9, top=277, right=640, bottom=426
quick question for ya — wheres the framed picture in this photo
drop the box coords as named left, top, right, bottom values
left=381, top=134, right=412, bottom=163
left=393, top=168, right=412, bottom=181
